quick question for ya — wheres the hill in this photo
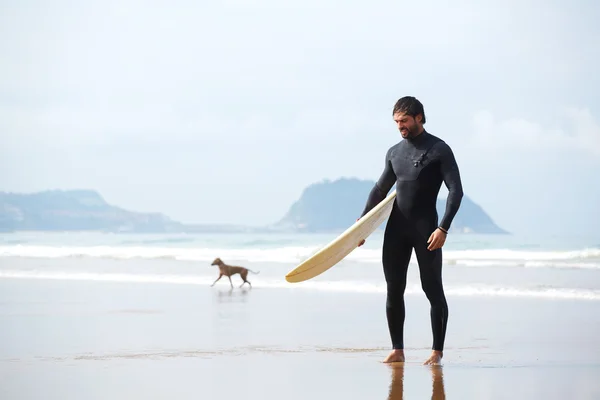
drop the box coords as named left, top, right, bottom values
left=273, top=178, right=508, bottom=234
left=0, top=180, right=507, bottom=234
left=0, top=190, right=183, bottom=233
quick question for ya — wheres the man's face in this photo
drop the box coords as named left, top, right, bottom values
left=393, top=112, right=421, bottom=139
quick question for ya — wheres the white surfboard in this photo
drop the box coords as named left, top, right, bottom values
left=285, top=190, right=397, bottom=283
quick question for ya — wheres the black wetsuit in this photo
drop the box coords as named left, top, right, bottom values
left=360, top=130, right=463, bottom=351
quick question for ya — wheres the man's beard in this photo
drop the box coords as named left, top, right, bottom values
left=401, top=126, right=417, bottom=138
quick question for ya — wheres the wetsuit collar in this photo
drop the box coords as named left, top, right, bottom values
left=407, top=129, right=429, bottom=143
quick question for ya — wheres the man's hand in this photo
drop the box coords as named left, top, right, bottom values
left=427, top=228, right=447, bottom=251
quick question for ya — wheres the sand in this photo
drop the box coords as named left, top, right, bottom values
left=1, top=278, right=599, bottom=399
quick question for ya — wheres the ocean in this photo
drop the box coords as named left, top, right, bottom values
left=1, top=231, right=599, bottom=301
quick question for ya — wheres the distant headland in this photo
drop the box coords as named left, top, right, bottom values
left=0, top=178, right=508, bottom=234
left=271, top=178, right=507, bottom=234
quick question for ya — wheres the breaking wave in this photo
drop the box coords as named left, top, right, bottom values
left=1, top=245, right=599, bottom=270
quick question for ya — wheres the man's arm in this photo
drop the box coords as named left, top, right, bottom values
left=360, top=147, right=396, bottom=218
left=438, top=142, right=464, bottom=231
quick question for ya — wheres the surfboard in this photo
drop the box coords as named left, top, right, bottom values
left=285, top=190, right=397, bottom=283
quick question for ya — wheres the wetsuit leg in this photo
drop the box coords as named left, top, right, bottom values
left=413, top=238, right=448, bottom=351
left=382, top=207, right=413, bottom=350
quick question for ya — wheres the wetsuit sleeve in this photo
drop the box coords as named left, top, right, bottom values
left=438, top=142, right=464, bottom=231
left=360, top=147, right=396, bottom=218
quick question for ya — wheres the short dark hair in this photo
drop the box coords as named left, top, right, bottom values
left=392, top=96, right=426, bottom=124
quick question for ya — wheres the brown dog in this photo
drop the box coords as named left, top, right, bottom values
left=210, top=257, right=260, bottom=288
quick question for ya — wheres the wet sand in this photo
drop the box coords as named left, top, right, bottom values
left=1, top=279, right=599, bottom=399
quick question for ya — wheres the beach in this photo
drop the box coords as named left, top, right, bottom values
left=1, top=232, right=600, bottom=399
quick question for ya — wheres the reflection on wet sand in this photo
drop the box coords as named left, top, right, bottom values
left=387, top=364, right=446, bottom=399
left=215, top=287, right=250, bottom=303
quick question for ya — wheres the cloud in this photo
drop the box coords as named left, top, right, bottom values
left=564, top=107, right=600, bottom=156
left=468, top=107, right=600, bottom=158
left=1, top=0, right=598, bottom=231
left=451, top=106, right=600, bottom=236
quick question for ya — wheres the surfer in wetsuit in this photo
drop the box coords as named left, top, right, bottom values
left=358, top=96, right=463, bottom=365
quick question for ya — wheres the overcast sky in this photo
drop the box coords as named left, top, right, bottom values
left=1, top=0, right=599, bottom=237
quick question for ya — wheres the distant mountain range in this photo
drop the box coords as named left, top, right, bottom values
left=0, top=178, right=508, bottom=234
left=0, top=190, right=183, bottom=233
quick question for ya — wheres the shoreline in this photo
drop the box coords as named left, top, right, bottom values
left=1, top=271, right=599, bottom=302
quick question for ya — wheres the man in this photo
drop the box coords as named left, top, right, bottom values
left=358, top=96, right=463, bottom=365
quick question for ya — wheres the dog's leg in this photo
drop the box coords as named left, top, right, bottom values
left=240, top=271, right=250, bottom=288
left=227, top=275, right=233, bottom=288
left=211, top=274, right=223, bottom=287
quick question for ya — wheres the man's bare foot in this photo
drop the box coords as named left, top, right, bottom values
left=423, top=350, right=443, bottom=365
left=383, top=349, right=405, bottom=363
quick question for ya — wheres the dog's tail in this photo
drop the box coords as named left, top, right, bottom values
left=248, top=269, right=260, bottom=274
